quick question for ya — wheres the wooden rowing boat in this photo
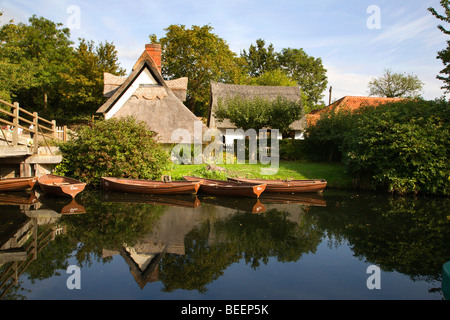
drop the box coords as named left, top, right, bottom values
left=37, top=174, right=86, bottom=198
left=227, top=177, right=327, bottom=193
left=183, top=176, right=266, bottom=198
left=101, top=177, right=202, bottom=195
left=0, top=177, right=37, bottom=192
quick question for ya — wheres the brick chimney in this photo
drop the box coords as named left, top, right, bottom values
left=145, top=43, right=161, bottom=74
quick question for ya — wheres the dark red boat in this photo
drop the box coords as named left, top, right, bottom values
left=101, top=177, right=202, bottom=195
left=227, top=177, right=327, bottom=193
left=0, top=177, right=37, bottom=192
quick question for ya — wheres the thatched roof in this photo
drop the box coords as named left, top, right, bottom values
left=103, top=73, right=187, bottom=101
left=97, top=60, right=205, bottom=144
left=208, top=82, right=305, bottom=131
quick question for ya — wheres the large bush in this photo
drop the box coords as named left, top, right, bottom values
left=55, top=117, right=171, bottom=186
left=304, top=99, right=449, bottom=195
left=342, top=99, right=449, bottom=195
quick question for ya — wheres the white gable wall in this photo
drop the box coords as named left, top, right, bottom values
left=105, top=68, right=158, bottom=119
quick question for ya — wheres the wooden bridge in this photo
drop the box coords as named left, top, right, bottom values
left=0, top=99, right=68, bottom=177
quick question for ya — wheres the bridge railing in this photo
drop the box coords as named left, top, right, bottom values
left=0, top=99, right=67, bottom=155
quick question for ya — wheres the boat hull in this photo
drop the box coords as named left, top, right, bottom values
left=101, top=177, right=201, bottom=195
left=227, top=177, right=327, bottom=193
left=183, top=176, right=266, bottom=198
left=0, top=177, right=37, bottom=192
left=38, top=174, right=86, bottom=198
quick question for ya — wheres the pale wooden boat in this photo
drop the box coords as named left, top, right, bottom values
left=227, top=177, right=327, bottom=193
left=38, top=174, right=86, bottom=198
left=183, top=176, right=266, bottom=198
left=0, top=177, right=37, bottom=192
left=101, top=177, right=202, bottom=195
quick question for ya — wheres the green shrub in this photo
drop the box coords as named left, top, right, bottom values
left=55, top=117, right=171, bottom=186
left=304, top=108, right=355, bottom=162
left=342, top=99, right=449, bottom=195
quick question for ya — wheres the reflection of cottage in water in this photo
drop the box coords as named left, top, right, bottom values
left=100, top=196, right=314, bottom=289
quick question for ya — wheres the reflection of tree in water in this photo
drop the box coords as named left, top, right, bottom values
left=24, top=191, right=167, bottom=280
left=310, top=192, right=450, bottom=282
left=159, top=209, right=323, bottom=293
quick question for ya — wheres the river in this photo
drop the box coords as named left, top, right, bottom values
left=0, top=188, right=449, bottom=300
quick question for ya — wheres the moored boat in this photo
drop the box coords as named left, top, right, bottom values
left=38, top=174, right=86, bottom=198
left=227, top=177, right=327, bottom=193
left=101, top=177, right=202, bottom=195
left=0, top=177, right=37, bottom=192
left=183, top=176, right=266, bottom=198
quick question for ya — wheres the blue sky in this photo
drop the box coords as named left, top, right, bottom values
left=1, top=0, right=448, bottom=102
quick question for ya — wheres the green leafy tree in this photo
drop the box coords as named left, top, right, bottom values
left=158, top=24, right=242, bottom=116
left=0, top=14, right=125, bottom=121
left=214, top=95, right=303, bottom=135
left=241, top=39, right=278, bottom=77
left=240, top=41, right=328, bottom=110
left=55, top=117, right=171, bottom=186
left=428, top=0, right=450, bottom=92
left=1, top=15, right=74, bottom=115
left=367, top=68, right=424, bottom=98
left=60, top=39, right=126, bottom=120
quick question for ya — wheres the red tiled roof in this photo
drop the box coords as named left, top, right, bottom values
left=306, top=96, right=404, bottom=126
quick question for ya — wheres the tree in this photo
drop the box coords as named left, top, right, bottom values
left=1, top=15, right=74, bottom=115
left=428, top=0, right=450, bottom=92
left=158, top=24, right=242, bottom=116
left=60, top=39, right=126, bottom=120
left=0, top=14, right=125, bottom=121
left=367, top=68, right=424, bottom=98
left=214, top=95, right=303, bottom=135
left=278, top=48, right=328, bottom=108
left=240, top=41, right=328, bottom=110
left=241, top=39, right=278, bottom=77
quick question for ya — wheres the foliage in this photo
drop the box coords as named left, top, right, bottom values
left=158, top=24, right=242, bottom=116
left=240, top=39, right=328, bottom=111
left=241, top=39, right=279, bottom=77
left=342, top=99, right=449, bottom=195
left=368, top=68, right=424, bottom=98
left=278, top=47, right=328, bottom=109
left=55, top=117, right=171, bottom=186
left=304, top=108, right=355, bottom=162
left=305, top=98, right=449, bottom=195
left=214, top=95, right=303, bottom=135
left=0, top=14, right=125, bottom=121
left=428, top=1, right=450, bottom=92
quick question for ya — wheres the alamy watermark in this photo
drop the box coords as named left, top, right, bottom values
left=366, top=265, right=381, bottom=290
left=66, top=5, right=81, bottom=30
left=367, top=5, right=381, bottom=30
left=170, top=121, right=280, bottom=175
left=66, top=265, right=81, bottom=290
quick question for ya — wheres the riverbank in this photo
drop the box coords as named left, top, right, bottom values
left=163, top=161, right=353, bottom=189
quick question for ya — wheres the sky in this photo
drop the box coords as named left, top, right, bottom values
left=0, top=0, right=448, bottom=103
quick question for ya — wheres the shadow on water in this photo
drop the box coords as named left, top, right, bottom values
left=0, top=188, right=449, bottom=299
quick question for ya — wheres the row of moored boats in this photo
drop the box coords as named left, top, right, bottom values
left=0, top=174, right=327, bottom=198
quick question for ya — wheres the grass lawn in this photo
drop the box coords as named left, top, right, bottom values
left=163, top=160, right=352, bottom=189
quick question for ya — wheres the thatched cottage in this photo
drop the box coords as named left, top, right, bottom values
left=96, top=44, right=206, bottom=145
left=207, top=82, right=306, bottom=144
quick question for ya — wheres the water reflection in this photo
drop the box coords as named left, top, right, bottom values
left=0, top=189, right=449, bottom=299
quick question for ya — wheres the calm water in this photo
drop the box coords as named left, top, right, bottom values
left=0, top=188, right=449, bottom=300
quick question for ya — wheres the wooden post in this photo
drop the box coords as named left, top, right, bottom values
left=12, top=102, right=19, bottom=146
left=52, top=120, right=57, bottom=140
left=33, top=112, right=38, bottom=155
left=63, top=125, right=67, bottom=141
